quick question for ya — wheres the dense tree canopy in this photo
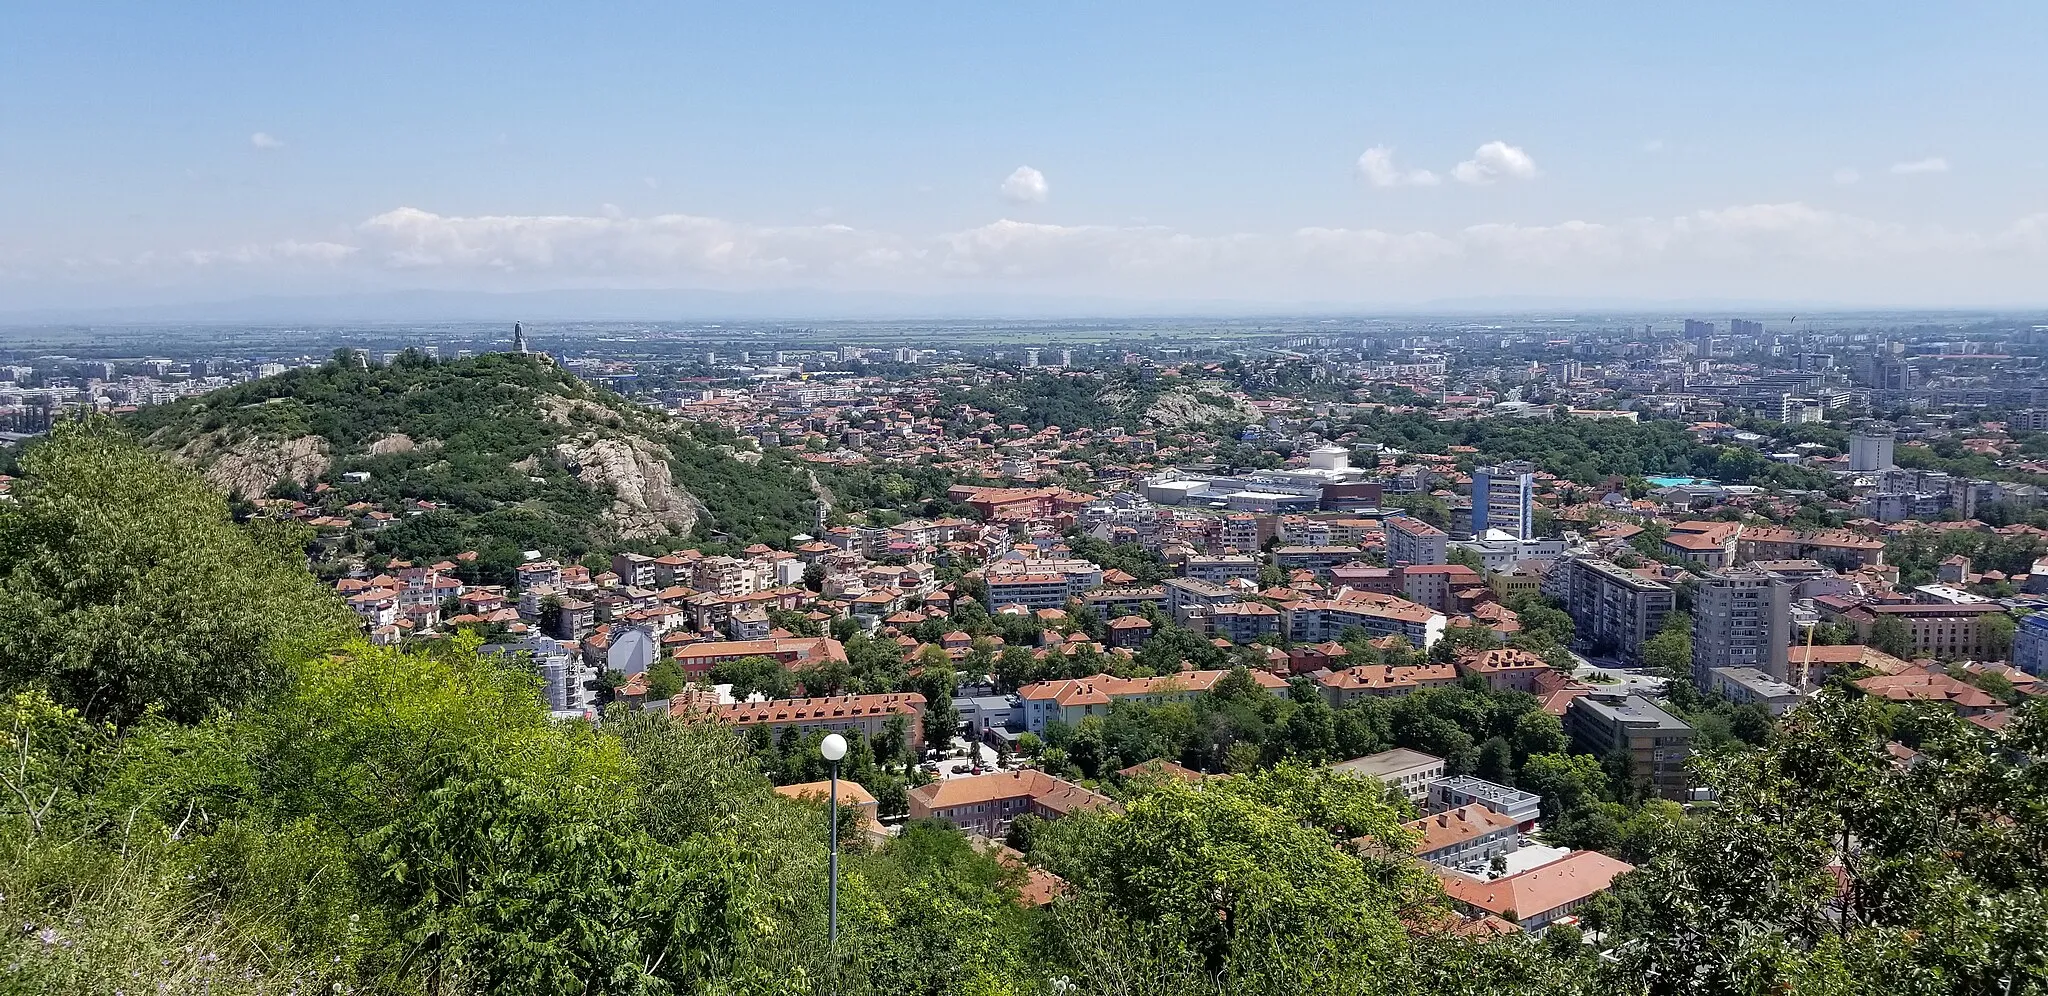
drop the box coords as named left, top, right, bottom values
left=1599, top=694, right=2048, bottom=995
left=0, top=418, right=350, bottom=723
left=1333, top=410, right=1808, bottom=488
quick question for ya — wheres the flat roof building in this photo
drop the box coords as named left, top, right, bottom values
left=1566, top=693, right=1694, bottom=800
left=1556, top=557, right=1676, bottom=665
left=1333, top=747, right=1445, bottom=803
left=1706, top=666, right=1803, bottom=715
left=1427, top=775, right=1543, bottom=828
left=1692, top=567, right=1791, bottom=687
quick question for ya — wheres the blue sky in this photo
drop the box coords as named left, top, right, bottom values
left=4, top=2, right=2047, bottom=311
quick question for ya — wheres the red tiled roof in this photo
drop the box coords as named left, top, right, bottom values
left=1438, top=850, right=1633, bottom=921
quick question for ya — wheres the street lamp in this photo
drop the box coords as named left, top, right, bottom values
left=819, top=732, right=847, bottom=950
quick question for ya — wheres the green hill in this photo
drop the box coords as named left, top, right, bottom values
left=120, top=350, right=817, bottom=579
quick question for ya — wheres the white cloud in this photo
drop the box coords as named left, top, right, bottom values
left=1452, top=141, right=1538, bottom=185
left=1833, top=168, right=1862, bottom=185
left=1355, top=147, right=1439, bottom=188
left=1642, top=139, right=1665, bottom=154
left=17, top=201, right=2048, bottom=307
left=1000, top=166, right=1049, bottom=204
left=1890, top=157, right=1949, bottom=175
left=353, top=206, right=900, bottom=278
left=163, top=240, right=357, bottom=267
left=249, top=132, right=284, bottom=150
left=335, top=201, right=2008, bottom=287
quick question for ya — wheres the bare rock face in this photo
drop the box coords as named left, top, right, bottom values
left=1138, top=384, right=1259, bottom=430
left=552, top=433, right=705, bottom=540
left=176, top=433, right=331, bottom=497
left=715, top=443, right=763, bottom=466
left=536, top=393, right=621, bottom=428
left=1141, top=392, right=1215, bottom=430
left=367, top=432, right=427, bottom=456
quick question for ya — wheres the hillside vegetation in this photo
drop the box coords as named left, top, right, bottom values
left=2, top=425, right=2043, bottom=995
left=120, top=351, right=817, bottom=576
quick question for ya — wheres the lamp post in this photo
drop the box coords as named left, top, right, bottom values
left=819, top=732, right=847, bottom=950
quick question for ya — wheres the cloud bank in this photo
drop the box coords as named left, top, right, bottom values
left=10, top=202, right=2048, bottom=309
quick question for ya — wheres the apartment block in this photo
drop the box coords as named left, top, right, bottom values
left=1207, top=601, right=1282, bottom=644
left=1314, top=661, right=1460, bottom=705
left=1162, top=577, right=1240, bottom=627
left=2016, top=613, right=2048, bottom=676
left=1556, top=557, right=1676, bottom=664
left=1438, top=850, right=1635, bottom=931
left=1471, top=464, right=1535, bottom=541
left=1691, top=567, right=1791, bottom=687
left=1282, top=594, right=1447, bottom=650
left=1399, top=564, right=1485, bottom=614
left=1017, top=669, right=1288, bottom=733
left=1455, top=647, right=1554, bottom=693
left=1837, top=602, right=2009, bottom=661
left=984, top=573, right=1080, bottom=611
left=1183, top=554, right=1261, bottom=584
left=1333, top=747, right=1445, bottom=803
left=1426, top=775, right=1542, bottom=827
left=706, top=692, right=927, bottom=751
left=1706, top=666, right=1803, bottom=715
left=1385, top=514, right=1449, bottom=567
left=668, top=635, right=848, bottom=681
left=1565, top=693, right=1694, bottom=800
left=1273, top=546, right=1368, bottom=573
left=1403, top=804, right=1521, bottom=868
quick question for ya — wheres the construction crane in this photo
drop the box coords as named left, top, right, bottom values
left=1797, top=619, right=1820, bottom=688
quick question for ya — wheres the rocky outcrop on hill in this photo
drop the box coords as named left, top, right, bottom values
left=1133, top=383, right=1259, bottom=430
left=367, top=432, right=427, bottom=456
left=553, top=433, right=706, bottom=540
left=174, top=433, right=331, bottom=497
left=118, top=353, right=814, bottom=568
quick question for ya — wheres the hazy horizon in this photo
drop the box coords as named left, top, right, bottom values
left=8, top=286, right=2048, bottom=331
left=6, top=4, right=2047, bottom=314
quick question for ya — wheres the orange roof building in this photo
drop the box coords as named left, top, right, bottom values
left=1018, top=669, right=1288, bottom=732
left=773, top=779, right=885, bottom=837
left=1854, top=668, right=2003, bottom=715
left=704, top=692, right=927, bottom=750
left=1315, top=662, right=1459, bottom=706
left=1457, top=647, right=1554, bottom=693
left=1437, top=850, right=1635, bottom=930
left=907, top=769, right=1116, bottom=837
left=1399, top=804, right=1521, bottom=866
